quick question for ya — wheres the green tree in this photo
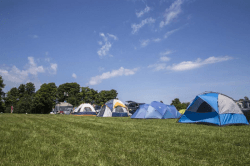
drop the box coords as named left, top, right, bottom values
left=16, top=82, right=36, bottom=113
left=57, top=82, right=80, bottom=106
left=25, top=82, right=35, bottom=95
left=18, top=84, right=25, bottom=98
left=4, top=87, right=19, bottom=113
left=79, top=87, right=98, bottom=104
left=97, top=89, right=118, bottom=105
left=244, top=96, right=249, bottom=101
left=0, top=75, right=5, bottom=112
left=33, top=83, right=57, bottom=114
left=170, top=98, right=189, bottom=110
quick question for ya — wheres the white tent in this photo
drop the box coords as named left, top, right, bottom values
left=73, top=103, right=97, bottom=116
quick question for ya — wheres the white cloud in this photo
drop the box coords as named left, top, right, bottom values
left=45, top=52, right=49, bottom=56
left=136, top=6, right=151, bottom=18
left=160, top=50, right=173, bottom=56
left=164, top=28, right=180, bottom=38
left=152, top=38, right=161, bottom=42
left=89, top=67, right=139, bottom=85
left=27, top=57, right=45, bottom=75
left=160, top=56, right=171, bottom=62
left=160, top=0, right=183, bottom=28
left=72, top=73, right=77, bottom=79
left=107, top=33, right=118, bottom=40
left=0, top=57, right=58, bottom=90
left=50, top=63, right=57, bottom=74
left=97, top=33, right=118, bottom=57
left=140, top=39, right=150, bottom=47
left=131, top=17, right=155, bottom=34
left=167, top=56, right=233, bottom=71
left=148, top=63, right=167, bottom=71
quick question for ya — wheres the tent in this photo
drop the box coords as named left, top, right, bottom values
left=97, top=99, right=128, bottom=117
left=178, top=92, right=249, bottom=126
left=131, top=101, right=182, bottom=119
left=54, top=102, right=73, bottom=115
left=179, top=109, right=186, bottom=114
left=72, top=103, right=97, bottom=116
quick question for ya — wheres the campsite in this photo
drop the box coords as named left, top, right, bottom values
left=1, top=0, right=250, bottom=165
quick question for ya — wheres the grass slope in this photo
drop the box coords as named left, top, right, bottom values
left=0, top=114, right=250, bottom=166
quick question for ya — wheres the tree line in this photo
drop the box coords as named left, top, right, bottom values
left=0, top=76, right=117, bottom=114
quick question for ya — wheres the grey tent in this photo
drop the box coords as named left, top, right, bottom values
left=55, top=102, right=73, bottom=115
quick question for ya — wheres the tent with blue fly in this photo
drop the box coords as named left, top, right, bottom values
left=131, top=101, right=181, bottom=119
left=178, top=92, right=249, bottom=126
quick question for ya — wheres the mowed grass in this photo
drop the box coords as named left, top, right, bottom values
left=0, top=114, right=250, bottom=166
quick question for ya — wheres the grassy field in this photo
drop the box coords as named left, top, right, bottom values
left=0, top=114, right=250, bottom=166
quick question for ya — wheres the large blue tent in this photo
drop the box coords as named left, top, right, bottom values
left=131, top=101, right=181, bottom=119
left=178, top=92, right=249, bottom=126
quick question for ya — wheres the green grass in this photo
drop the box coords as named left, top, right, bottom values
left=0, top=114, right=250, bottom=166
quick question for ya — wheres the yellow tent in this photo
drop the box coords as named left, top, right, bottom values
left=179, top=109, right=186, bottom=114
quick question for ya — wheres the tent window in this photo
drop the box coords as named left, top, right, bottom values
left=196, top=102, right=215, bottom=113
left=114, top=106, right=125, bottom=113
left=98, top=106, right=106, bottom=116
left=77, top=108, right=81, bottom=112
left=84, top=107, right=92, bottom=112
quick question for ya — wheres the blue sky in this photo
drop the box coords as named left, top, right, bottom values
left=0, top=0, right=250, bottom=104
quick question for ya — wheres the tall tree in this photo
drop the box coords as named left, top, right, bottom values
left=4, top=87, right=19, bottom=113
left=79, top=87, right=98, bottom=104
left=18, top=84, right=25, bottom=98
left=25, top=82, right=35, bottom=95
left=17, top=82, right=36, bottom=113
left=33, top=83, right=57, bottom=114
left=57, top=82, right=80, bottom=106
left=97, top=89, right=118, bottom=105
left=0, top=76, right=5, bottom=112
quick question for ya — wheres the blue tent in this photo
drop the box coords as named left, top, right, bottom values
left=178, top=92, right=249, bottom=126
left=131, top=101, right=181, bottom=119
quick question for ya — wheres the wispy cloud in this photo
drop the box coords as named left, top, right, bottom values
left=152, top=38, right=161, bottom=42
left=0, top=57, right=52, bottom=85
left=160, top=0, right=183, bottom=28
left=167, top=56, right=233, bottom=71
left=160, top=56, right=171, bottom=62
left=140, top=39, right=150, bottom=47
left=97, top=33, right=118, bottom=57
left=136, top=6, right=151, bottom=18
left=0, top=57, right=58, bottom=90
left=72, top=73, right=77, bottom=79
left=148, top=51, right=173, bottom=71
left=131, top=17, right=155, bottom=34
left=148, top=63, right=167, bottom=71
left=164, top=28, right=180, bottom=38
left=50, top=63, right=58, bottom=74
left=160, top=50, right=174, bottom=56
left=107, top=33, right=118, bottom=40
left=89, top=67, right=139, bottom=85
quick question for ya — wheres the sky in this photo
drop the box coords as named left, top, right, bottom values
left=0, top=0, right=250, bottom=104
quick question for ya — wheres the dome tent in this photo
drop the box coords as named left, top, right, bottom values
left=97, top=99, right=128, bottom=117
left=73, top=103, right=97, bottom=116
left=178, top=92, right=249, bottom=126
left=131, top=101, right=182, bottom=119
